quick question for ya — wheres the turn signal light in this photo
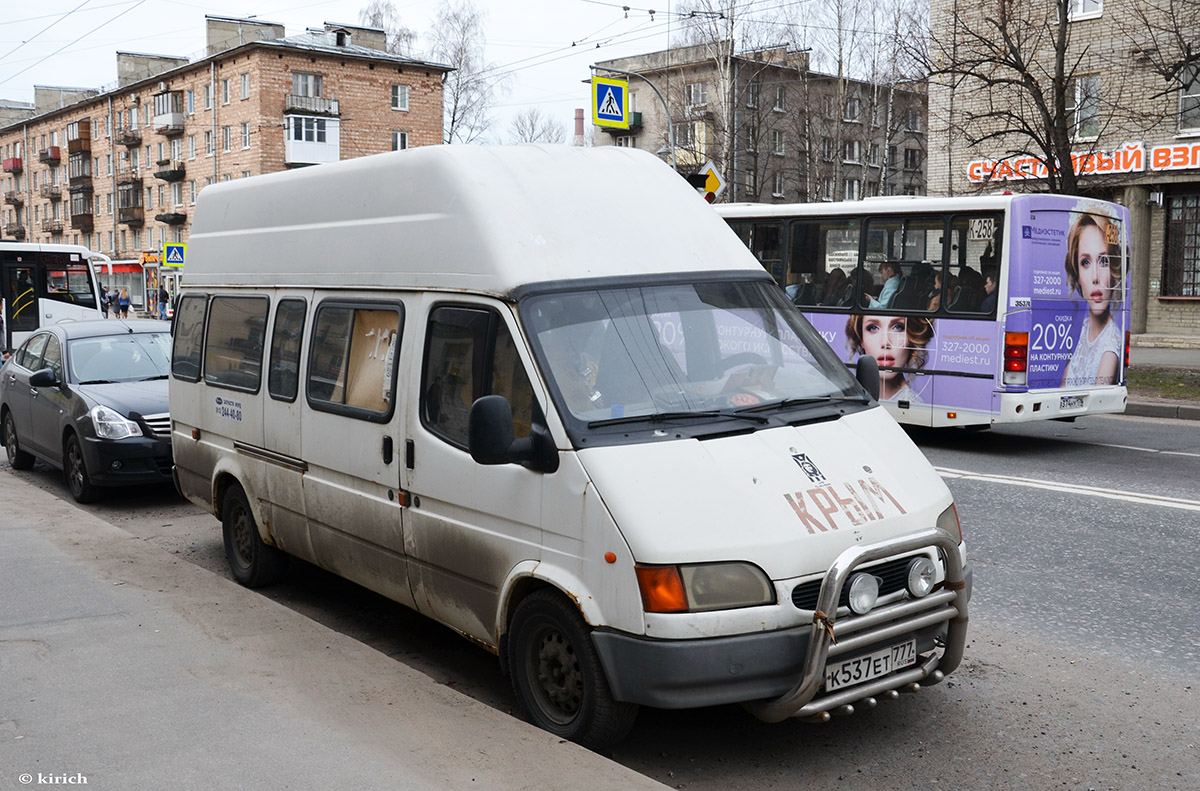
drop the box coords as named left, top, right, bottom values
left=1003, top=331, right=1028, bottom=385
left=635, top=565, right=689, bottom=613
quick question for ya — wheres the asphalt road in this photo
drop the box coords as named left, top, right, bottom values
left=4, top=412, right=1199, bottom=790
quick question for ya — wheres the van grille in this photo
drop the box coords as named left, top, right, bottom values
left=791, top=555, right=916, bottom=611
left=142, top=412, right=171, bottom=438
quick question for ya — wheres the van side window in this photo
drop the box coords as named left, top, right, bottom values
left=171, top=294, right=207, bottom=381
left=421, top=306, right=534, bottom=449
left=307, top=304, right=402, bottom=421
left=267, top=299, right=306, bottom=401
left=204, top=296, right=269, bottom=392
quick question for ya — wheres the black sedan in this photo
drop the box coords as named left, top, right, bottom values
left=1, top=319, right=172, bottom=503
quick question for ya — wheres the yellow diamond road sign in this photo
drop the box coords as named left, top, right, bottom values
left=592, top=76, right=629, bottom=129
left=699, top=159, right=727, bottom=200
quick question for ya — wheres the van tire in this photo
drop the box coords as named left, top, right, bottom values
left=4, top=411, right=35, bottom=470
left=506, top=590, right=638, bottom=749
left=222, top=483, right=288, bottom=588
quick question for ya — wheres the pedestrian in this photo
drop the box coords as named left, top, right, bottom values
left=118, top=288, right=131, bottom=318
left=100, top=285, right=110, bottom=318
left=157, top=283, right=169, bottom=320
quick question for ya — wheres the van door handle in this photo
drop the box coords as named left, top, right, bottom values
left=382, top=436, right=393, bottom=465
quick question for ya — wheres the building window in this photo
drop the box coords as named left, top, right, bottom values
left=1067, top=74, right=1100, bottom=140
left=906, top=109, right=922, bottom=132
left=774, top=85, right=785, bottom=111
left=240, top=73, right=250, bottom=100
left=772, top=171, right=785, bottom=197
left=204, top=131, right=214, bottom=156
left=391, top=130, right=408, bottom=151
left=293, top=72, right=323, bottom=98
left=289, top=117, right=327, bottom=143
left=844, top=178, right=861, bottom=201
left=903, top=148, right=922, bottom=170
left=221, top=78, right=230, bottom=105
left=241, top=122, right=251, bottom=149
left=614, top=135, right=636, bottom=147
left=823, top=95, right=835, bottom=120
left=189, top=181, right=197, bottom=204
left=821, top=137, right=836, bottom=162
left=686, top=82, right=707, bottom=107
left=821, top=178, right=834, bottom=201
left=772, top=129, right=784, bottom=155
left=844, top=97, right=862, bottom=122
left=845, top=140, right=861, bottom=163
left=1180, top=65, right=1200, bottom=133
left=1067, top=0, right=1102, bottom=19
left=203, top=84, right=212, bottom=110
left=869, top=143, right=880, bottom=166
left=186, top=90, right=194, bottom=114
left=1163, top=194, right=1200, bottom=296
left=391, top=84, right=410, bottom=111
left=221, top=126, right=231, bottom=152
left=675, top=121, right=695, bottom=149
left=186, top=135, right=196, bottom=160
left=747, top=81, right=759, bottom=108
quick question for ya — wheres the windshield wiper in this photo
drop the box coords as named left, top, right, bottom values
left=78, top=379, right=119, bottom=385
left=589, top=409, right=771, bottom=428
left=733, top=395, right=870, bottom=414
left=138, top=375, right=169, bottom=381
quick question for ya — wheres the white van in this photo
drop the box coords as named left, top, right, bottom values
left=169, top=145, right=970, bottom=748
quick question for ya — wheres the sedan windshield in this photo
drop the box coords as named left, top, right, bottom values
left=68, top=332, right=173, bottom=384
left=522, top=279, right=862, bottom=428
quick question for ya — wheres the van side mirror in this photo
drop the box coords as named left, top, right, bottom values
left=29, top=368, right=60, bottom=388
left=468, top=395, right=559, bottom=473
left=855, top=355, right=880, bottom=401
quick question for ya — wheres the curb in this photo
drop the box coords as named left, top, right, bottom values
left=1124, top=400, right=1200, bottom=421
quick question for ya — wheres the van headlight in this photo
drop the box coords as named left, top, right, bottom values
left=937, top=502, right=962, bottom=542
left=89, top=404, right=143, bottom=440
left=636, top=562, right=774, bottom=613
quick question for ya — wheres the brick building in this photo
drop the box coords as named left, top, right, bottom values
left=0, top=16, right=449, bottom=306
left=927, top=0, right=1200, bottom=342
left=593, top=43, right=928, bottom=204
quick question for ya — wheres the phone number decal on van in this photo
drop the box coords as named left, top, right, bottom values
left=214, top=396, right=243, bottom=422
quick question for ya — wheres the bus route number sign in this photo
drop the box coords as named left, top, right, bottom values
left=968, top=217, right=995, bottom=242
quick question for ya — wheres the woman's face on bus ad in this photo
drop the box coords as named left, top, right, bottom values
left=1076, top=223, right=1112, bottom=316
left=861, top=315, right=910, bottom=379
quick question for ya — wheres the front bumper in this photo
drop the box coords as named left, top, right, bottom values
left=592, top=528, right=971, bottom=720
left=81, top=433, right=173, bottom=486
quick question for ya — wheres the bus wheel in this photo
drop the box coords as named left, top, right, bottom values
left=506, top=590, right=638, bottom=750
left=3, top=412, right=35, bottom=470
left=222, top=483, right=288, bottom=588
left=64, top=434, right=101, bottom=503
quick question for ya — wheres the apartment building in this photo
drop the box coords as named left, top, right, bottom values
left=593, top=43, right=928, bottom=203
left=927, top=0, right=1200, bottom=340
left=0, top=15, right=449, bottom=305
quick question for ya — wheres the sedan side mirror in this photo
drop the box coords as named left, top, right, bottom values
left=29, top=368, right=60, bottom=388
left=855, top=355, right=880, bottom=401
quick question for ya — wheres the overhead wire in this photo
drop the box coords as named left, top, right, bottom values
left=0, top=0, right=147, bottom=88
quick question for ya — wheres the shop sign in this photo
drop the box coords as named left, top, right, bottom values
left=966, top=140, right=1200, bottom=183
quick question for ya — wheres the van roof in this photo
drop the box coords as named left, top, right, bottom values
left=183, top=145, right=763, bottom=295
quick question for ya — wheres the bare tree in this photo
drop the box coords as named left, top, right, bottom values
left=358, top=0, right=416, bottom=56
left=508, top=107, right=566, bottom=144
left=430, top=0, right=506, bottom=144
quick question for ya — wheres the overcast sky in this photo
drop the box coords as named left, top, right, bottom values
left=0, top=0, right=698, bottom=142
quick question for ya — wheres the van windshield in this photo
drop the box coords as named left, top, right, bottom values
left=522, top=279, right=863, bottom=431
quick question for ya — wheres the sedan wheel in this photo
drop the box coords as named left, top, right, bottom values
left=4, top=412, right=35, bottom=470
left=64, top=434, right=102, bottom=503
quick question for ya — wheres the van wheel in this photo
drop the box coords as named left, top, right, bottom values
left=222, top=483, right=288, bottom=588
left=4, top=411, right=35, bottom=470
left=64, top=434, right=102, bottom=503
left=507, top=590, right=638, bottom=750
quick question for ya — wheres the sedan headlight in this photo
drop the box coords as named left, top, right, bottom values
left=636, top=562, right=774, bottom=613
left=89, top=404, right=143, bottom=440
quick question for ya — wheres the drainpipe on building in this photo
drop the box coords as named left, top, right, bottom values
left=22, top=124, right=30, bottom=236
left=211, top=62, right=218, bottom=185
left=108, top=96, right=117, bottom=256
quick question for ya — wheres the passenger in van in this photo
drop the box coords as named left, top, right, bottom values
left=845, top=313, right=934, bottom=402
left=868, top=262, right=901, bottom=309
left=1062, top=209, right=1123, bottom=387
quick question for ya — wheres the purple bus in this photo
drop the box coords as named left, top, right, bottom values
left=718, top=194, right=1129, bottom=428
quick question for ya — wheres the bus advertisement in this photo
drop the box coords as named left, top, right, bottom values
left=719, top=194, right=1129, bottom=428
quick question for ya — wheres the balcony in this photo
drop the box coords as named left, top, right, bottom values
left=39, top=146, right=61, bottom=164
left=600, top=111, right=643, bottom=135
left=67, top=137, right=90, bottom=154
left=155, top=211, right=187, bottom=225
left=118, top=206, right=144, bottom=226
left=284, top=94, right=339, bottom=116
left=3, top=192, right=23, bottom=206
left=154, top=113, right=185, bottom=136
left=69, top=211, right=93, bottom=232
left=117, top=171, right=143, bottom=188
left=117, top=129, right=142, bottom=146
left=154, top=159, right=186, bottom=181
left=69, top=177, right=93, bottom=193
left=39, top=218, right=64, bottom=234
left=40, top=184, right=62, bottom=201
left=3, top=223, right=26, bottom=239
left=2, top=157, right=22, bottom=173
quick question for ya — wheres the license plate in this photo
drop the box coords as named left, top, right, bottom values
left=824, top=640, right=917, bottom=691
left=1060, top=395, right=1086, bottom=410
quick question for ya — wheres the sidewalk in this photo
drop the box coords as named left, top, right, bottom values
left=0, top=473, right=667, bottom=791
left=1126, top=340, right=1200, bottom=421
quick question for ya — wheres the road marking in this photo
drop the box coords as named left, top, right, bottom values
left=935, top=466, right=1200, bottom=512
left=1078, top=441, right=1200, bottom=459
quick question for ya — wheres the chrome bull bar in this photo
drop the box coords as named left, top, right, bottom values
left=746, top=527, right=968, bottom=723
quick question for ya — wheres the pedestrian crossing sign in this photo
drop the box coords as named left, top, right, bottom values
left=592, top=76, right=629, bottom=129
left=163, top=243, right=186, bottom=267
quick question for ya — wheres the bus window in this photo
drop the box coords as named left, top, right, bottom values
left=788, top=219, right=859, bottom=307
left=862, top=216, right=944, bottom=312
left=945, top=213, right=1003, bottom=315
left=750, top=222, right=784, bottom=284
left=43, top=258, right=99, bottom=312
